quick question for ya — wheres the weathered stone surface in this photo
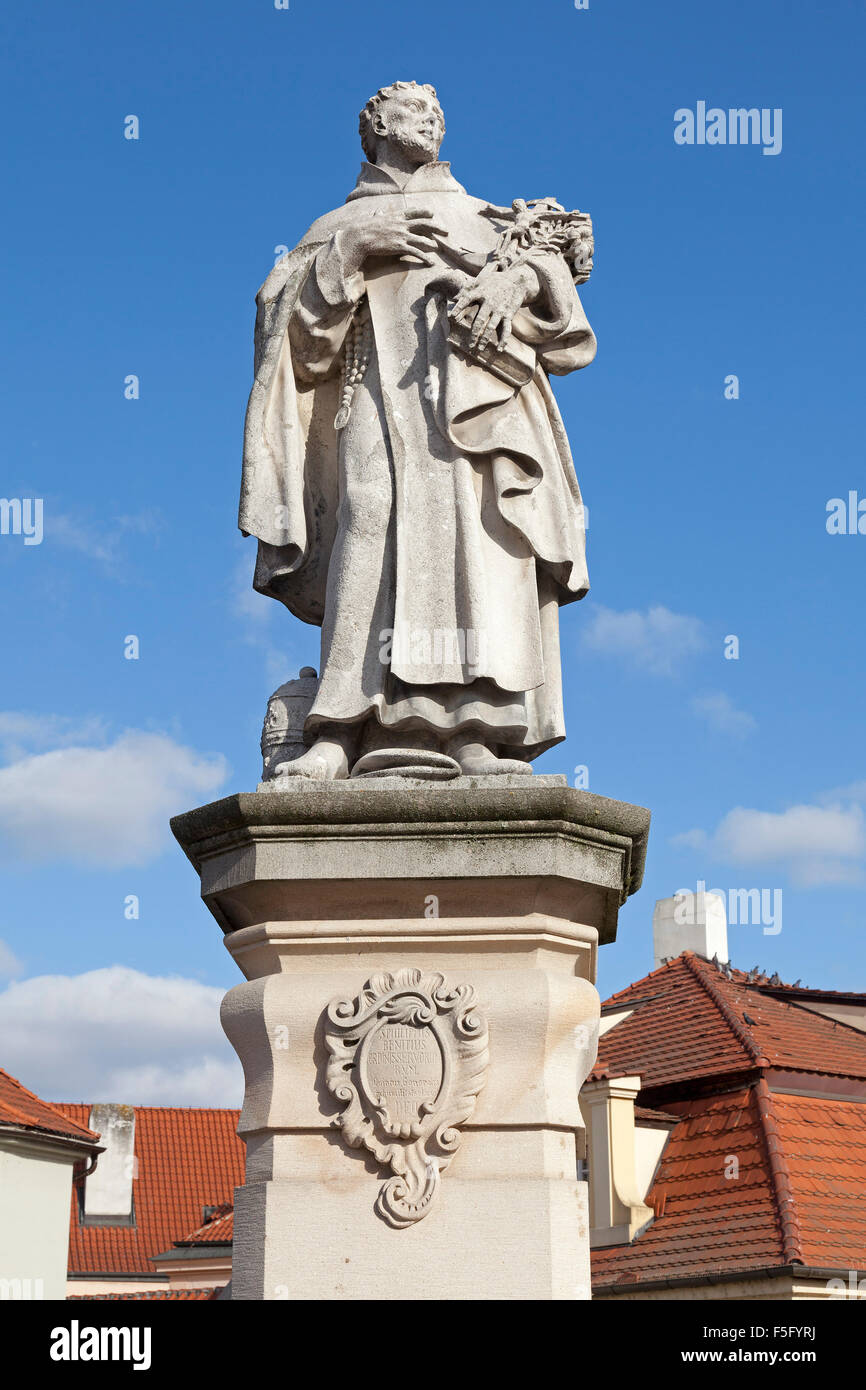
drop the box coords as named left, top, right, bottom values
left=171, top=782, right=649, bottom=947
left=323, top=968, right=489, bottom=1228
left=173, top=81, right=648, bottom=1301
left=257, top=771, right=569, bottom=792
left=239, top=81, right=596, bottom=781
left=173, top=782, right=649, bottom=1300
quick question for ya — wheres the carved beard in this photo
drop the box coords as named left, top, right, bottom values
left=387, top=129, right=441, bottom=165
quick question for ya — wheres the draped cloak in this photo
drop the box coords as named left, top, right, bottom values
left=239, top=161, right=597, bottom=760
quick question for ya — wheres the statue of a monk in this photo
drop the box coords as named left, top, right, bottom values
left=240, top=81, right=596, bottom=780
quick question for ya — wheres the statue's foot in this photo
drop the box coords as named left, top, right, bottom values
left=273, top=736, right=349, bottom=782
left=447, top=739, right=533, bottom=776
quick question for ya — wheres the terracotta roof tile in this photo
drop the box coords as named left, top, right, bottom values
left=175, top=1206, right=234, bottom=1246
left=595, top=953, right=866, bottom=1090
left=772, top=1092, right=866, bottom=1268
left=635, top=1105, right=681, bottom=1125
left=592, top=1087, right=866, bottom=1288
left=69, top=1288, right=220, bottom=1300
left=55, top=1105, right=244, bottom=1276
left=0, top=1069, right=99, bottom=1145
left=591, top=953, right=866, bottom=1289
left=592, top=1088, right=788, bottom=1287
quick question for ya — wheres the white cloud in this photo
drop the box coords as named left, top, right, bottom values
left=105, top=1057, right=242, bottom=1108
left=673, top=794, right=866, bottom=887
left=0, top=940, right=23, bottom=979
left=0, top=712, right=107, bottom=761
left=582, top=604, right=706, bottom=676
left=691, top=692, right=757, bottom=738
left=48, top=512, right=124, bottom=568
left=671, top=827, right=709, bottom=851
left=46, top=509, right=163, bottom=572
left=715, top=803, right=864, bottom=866
left=821, top=779, right=866, bottom=804
left=0, top=730, right=228, bottom=867
left=0, top=966, right=242, bottom=1107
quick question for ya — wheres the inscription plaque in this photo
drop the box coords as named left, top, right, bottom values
left=324, top=969, right=489, bottom=1227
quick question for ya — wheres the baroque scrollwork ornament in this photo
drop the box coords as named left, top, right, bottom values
left=324, top=969, right=489, bottom=1228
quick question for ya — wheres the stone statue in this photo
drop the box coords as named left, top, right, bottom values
left=240, top=81, right=596, bottom=781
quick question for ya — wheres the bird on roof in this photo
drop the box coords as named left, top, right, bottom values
left=743, top=1012, right=757, bottom=1026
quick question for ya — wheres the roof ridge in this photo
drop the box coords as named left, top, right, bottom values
left=682, top=952, right=769, bottom=1068
left=0, top=1070, right=99, bottom=1142
left=0, top=1066, right=65, bottom=1109
left=602, top=955, right=680, bottom=1005
left=753, top=1077, right=804, bottom=1265
left=54, top=1102, right=242, bottom=1116
left=770, top=995, right=866, bottom=1043
left=761, top=982, right=866, bottom=1002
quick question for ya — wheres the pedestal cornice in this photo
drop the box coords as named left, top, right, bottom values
left=171, top=783, right=650, bottom=947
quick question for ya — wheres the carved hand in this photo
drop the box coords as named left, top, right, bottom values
left=450, top=263, right=541, bottom=351
left=341, top=208, right=449, bottom=277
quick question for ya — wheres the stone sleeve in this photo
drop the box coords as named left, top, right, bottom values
left=288, top=232, right=366, bottom=382
left=513, top=250, right=579, bottom=342
left=509, top=250, right=597, bottom=376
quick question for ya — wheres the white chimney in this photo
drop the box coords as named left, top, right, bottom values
left=84, top=1104, right=136, bottom=1222
left=653, top=889, right=728, bottom=969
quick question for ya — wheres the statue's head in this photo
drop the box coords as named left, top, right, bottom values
left=359, top=81, right=445, bottom=167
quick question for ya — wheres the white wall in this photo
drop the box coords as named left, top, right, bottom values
left=0, top=1139, right=74, bottom=1301
left=634, top=1123, right=671, bottom=1202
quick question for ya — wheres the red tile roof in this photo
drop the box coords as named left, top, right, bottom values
left=593, top=1086, right=866, bottom=1289
left=596, top=953, right=866, bottom=1092
left=634, top=1105, right=680, bottom=1125
left=746, top=978, right=866, bottom=1002
left=175, top=1207, right=234, bottom=1246
left=593, top=1087, right=783, bottom=1287
left=54, top=1105, right=243, bottom=1276
left=590, top=953, right=866, bottom=1290
left=0, top=1069, right=99, bottom=1146
left=772, top=1091, right=866, bottom=1269
left=69, top=1288, right=220, bottom=1300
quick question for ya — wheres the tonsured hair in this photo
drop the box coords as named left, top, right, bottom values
left=358, top=81, right=444, bottom=161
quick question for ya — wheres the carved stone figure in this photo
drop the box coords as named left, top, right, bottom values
left=240, top=81, right=596, bottom=781
left=260, top=667, right=318, bottom=779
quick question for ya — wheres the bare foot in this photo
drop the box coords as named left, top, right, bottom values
left=273, top=736, right=350, bottom=781
left=447, top=738, right=533, bottom=776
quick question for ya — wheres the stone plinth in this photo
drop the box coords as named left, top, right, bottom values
left=171, top=778, right=649, bottom=1301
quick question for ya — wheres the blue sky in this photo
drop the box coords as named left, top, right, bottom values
left=1, top=0, right=864, bottom=1103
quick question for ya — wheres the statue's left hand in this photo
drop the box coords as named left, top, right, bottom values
left=450, top=264, right=541, bottom=352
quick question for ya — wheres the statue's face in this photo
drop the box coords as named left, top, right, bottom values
left=374, top=90, right=443, bottom=165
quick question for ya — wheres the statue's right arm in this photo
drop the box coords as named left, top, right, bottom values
left=287, top=233, right=367, bottom=382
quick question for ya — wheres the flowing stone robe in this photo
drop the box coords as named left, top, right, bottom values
left=239, top=161, right=596, bottom=761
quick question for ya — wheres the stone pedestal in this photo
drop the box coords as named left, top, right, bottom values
left=171, top=776, right=649, bottom=1301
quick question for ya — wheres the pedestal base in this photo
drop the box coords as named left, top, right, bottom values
left=172, top=782, right=649, bottom=1301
